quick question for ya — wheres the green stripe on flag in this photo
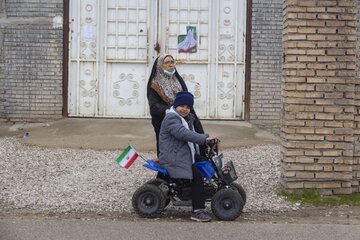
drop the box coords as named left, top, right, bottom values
left=116, top=146, right=132, bottom=163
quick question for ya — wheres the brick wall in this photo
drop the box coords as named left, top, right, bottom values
left=6, top=0, right=62, bottom=17
left=281, top=0, right=357, bottom=194
left=354, top=0, right=360, bottom=193
left=0, top=2, right=4, bottom=119
left=250, top=0, right=283, bottom=131
left=0, top=0, right=64, bottom=121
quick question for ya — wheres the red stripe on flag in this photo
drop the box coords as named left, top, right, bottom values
left=124, top=152, right=139, bottom=169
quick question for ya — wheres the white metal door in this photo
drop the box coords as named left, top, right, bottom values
left=101, top=0, right=156, bottom=117
left=68, top=0, right=246, bottom=119
left=159, top=0, right=246, bottom=119
left=69, top=0, right=156, bottom=117
left=69, top=0, right=99, bottom=116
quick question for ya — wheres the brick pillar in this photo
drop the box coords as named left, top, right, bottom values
left=281, top=0, right=357, bottom=194
left=354, top=1, right=360, bottom=193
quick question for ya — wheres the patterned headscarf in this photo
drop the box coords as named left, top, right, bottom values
left=150, top=54, right=183, bottom=106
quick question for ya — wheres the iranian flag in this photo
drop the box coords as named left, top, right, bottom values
left=116, top=146, right=139, bottom=169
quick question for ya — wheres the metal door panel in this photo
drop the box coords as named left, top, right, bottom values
left=68, top=0, right=99, bottom=117
left=78, top=62, right=98, bottom=116
left=105, top=0, right=149, bottom=61
left=101, top=0, right=152, bottom=117
left=216, top=64, right=243, bottom=118
left=68, top=61, right=98, bottom=116
left=162, top=0, right=211, bottom=118
left=175, top=64, right=208, bottom=117
left=215, top=0, right=246, bottom=118
left=160, top=0, right=246, bottom=119
left=165, top=0, right=210, bottom=61
left=105, top=63, right=147, bottom=116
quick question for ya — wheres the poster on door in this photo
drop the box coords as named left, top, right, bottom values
left=177, top=26, right=197, bottom=53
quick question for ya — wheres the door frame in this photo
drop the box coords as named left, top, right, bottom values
left=63, top=0, right=70, bottom=117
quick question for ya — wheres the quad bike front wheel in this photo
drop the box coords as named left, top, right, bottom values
left=211, top=188, right=244, bottom=221
left=230, top=182, right=247, bottom=204
left=132, top=184, right=166, bottom=218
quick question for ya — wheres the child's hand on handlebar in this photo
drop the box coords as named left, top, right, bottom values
left=205, top=136, right=219, bottom=146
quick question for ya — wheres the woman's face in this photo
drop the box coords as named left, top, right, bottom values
left=162, top=56, right=176, bottom=72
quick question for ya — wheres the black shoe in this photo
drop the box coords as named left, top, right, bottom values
left=190, top=209, right=211, bottom=222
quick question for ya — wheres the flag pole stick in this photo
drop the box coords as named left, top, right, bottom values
left=138, top=154, right=148, bottom=163
left=129, top=145, right=151, bottom=163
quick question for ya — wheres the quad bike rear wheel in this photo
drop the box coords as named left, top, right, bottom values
left=132, top=184, right=166, bottom=218
left=211, top=188, right=244, bottom=221
left=146, top=178, right=170, bottom=207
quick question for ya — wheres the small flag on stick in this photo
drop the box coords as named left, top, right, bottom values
left=116, top=145, right=139, bottom=169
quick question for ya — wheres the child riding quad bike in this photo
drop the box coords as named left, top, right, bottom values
left=132, top=139, right=246, bottom=221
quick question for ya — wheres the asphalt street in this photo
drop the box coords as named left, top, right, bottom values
left=1, top=216, right=360, bottom=240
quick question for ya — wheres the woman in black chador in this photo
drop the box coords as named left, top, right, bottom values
left=147, top=53, right=204, bottom=157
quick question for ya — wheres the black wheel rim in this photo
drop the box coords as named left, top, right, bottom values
left=221, top=197, right=235, bottom=210
left=139, top=191, right=159, bottom=213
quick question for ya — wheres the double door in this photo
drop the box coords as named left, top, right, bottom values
left=68, top=0, right=247, bottom=119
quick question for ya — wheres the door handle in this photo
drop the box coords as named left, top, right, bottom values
left=154, top=42, right=160, bottom=53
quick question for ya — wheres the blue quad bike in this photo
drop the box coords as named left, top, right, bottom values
left=132, top=139, right=246, bottom=221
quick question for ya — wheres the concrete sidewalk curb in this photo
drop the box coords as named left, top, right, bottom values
left=0, top=118, right=280, bottom=151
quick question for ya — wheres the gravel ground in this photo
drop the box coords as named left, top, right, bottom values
left=0, top=137, right=297, bottom=215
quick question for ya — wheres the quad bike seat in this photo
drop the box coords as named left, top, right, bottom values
left=144, top=159, right=215, bottom=180
left=143, top=160, right=193, bottom=186
left=143, top=159, right=169, bottom=175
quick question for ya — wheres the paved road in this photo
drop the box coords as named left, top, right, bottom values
left=1, top=216, right=360, bottom=240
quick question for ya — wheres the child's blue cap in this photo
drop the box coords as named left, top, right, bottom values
left=173, top=91, right=194, bottom=108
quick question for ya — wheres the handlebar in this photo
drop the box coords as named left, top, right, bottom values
left=206, top=138, right=220, bottom=147
left=205, top=138, right=220, bottom=158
